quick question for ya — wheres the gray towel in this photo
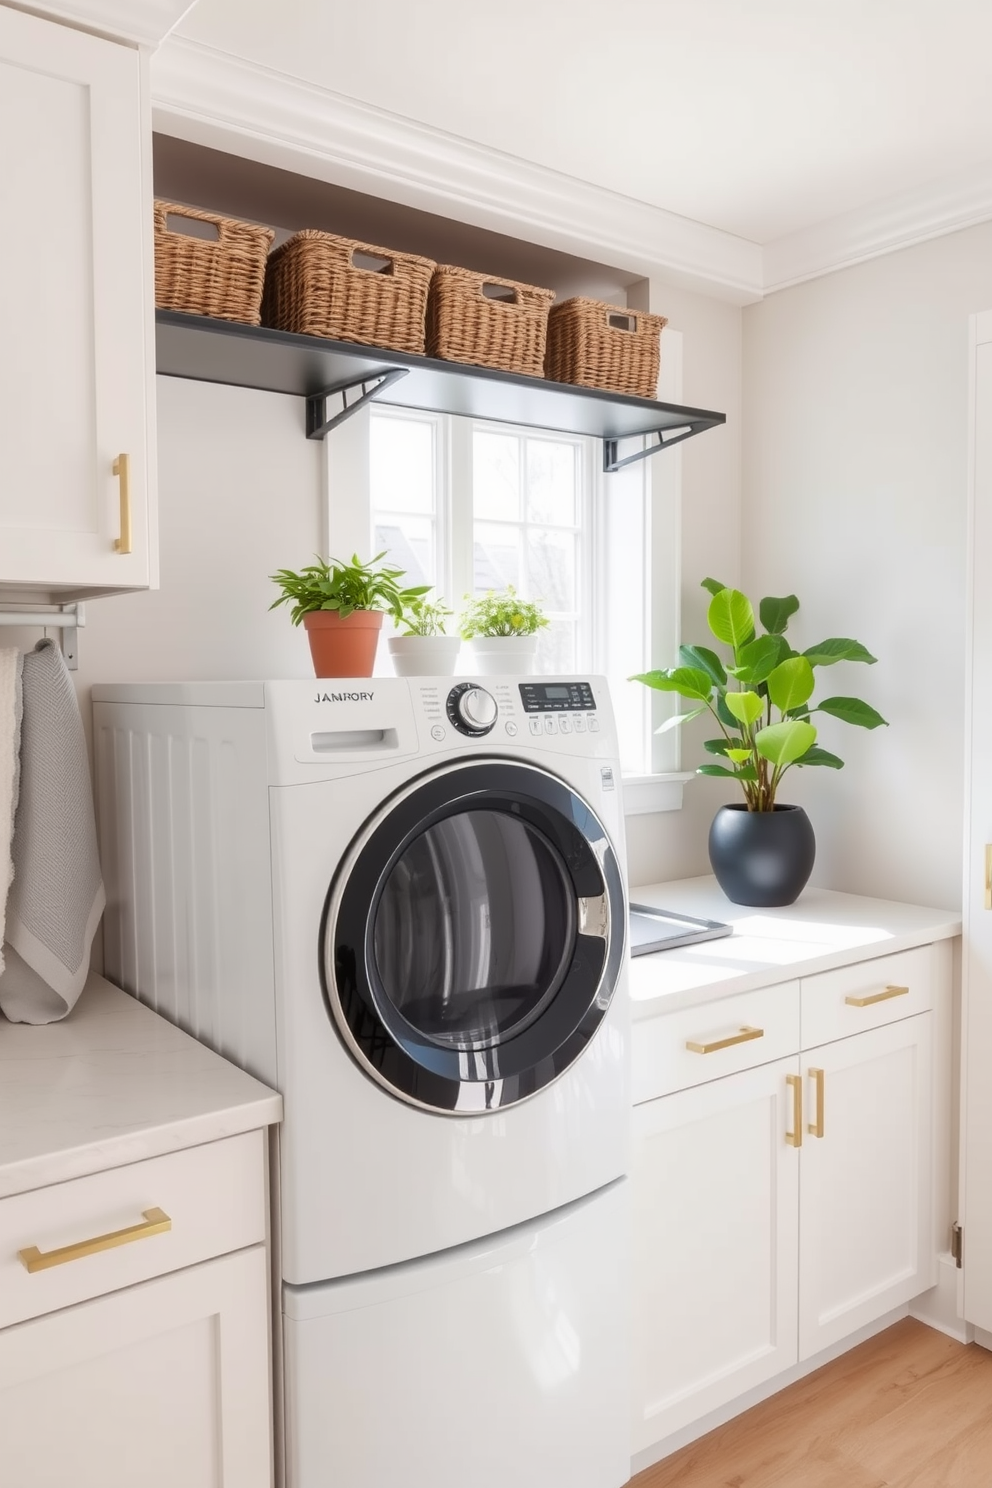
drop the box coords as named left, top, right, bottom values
left=0, top=639, right=105, bottom=1024
left=0, top=647, right=23, bottom=975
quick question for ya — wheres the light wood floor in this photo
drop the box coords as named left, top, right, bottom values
left=630, top=1318, right=992, bottom=1487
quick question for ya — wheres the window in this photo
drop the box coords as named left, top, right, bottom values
left=328, top=327, right=685, bottom=795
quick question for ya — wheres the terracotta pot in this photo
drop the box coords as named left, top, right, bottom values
left=302, top=610, right=384, bottom=678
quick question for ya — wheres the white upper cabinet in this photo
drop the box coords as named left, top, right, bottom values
left=0, top=5, right=156, bottom=600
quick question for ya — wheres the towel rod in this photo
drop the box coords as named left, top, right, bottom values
left=0, top=604, right=85, bottom=670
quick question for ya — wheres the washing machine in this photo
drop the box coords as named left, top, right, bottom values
left=94, top=675, right=631, bottom=1488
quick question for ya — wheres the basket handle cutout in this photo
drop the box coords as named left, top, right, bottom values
left=481, top=282, right=519, bottom=304
left=164, top=211, right=221, bottom=243
left=351, top=249, right=395, bottom=275
left=607, top=312, right=637, bottom=332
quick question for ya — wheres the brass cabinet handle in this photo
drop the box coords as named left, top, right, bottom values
left=786, top=1073, right=803, bottom=1147
left=113, top=453, right=132, bottom=554
left=685, top=1025, right=764, bottom=1055
left=808, top=1067, right=825, bottom=1138
left=844, top=983, right=909, bottom=1008
left=18, top=1207, right=171, bottom=1273
left=985, top=844, right=992, bottom=910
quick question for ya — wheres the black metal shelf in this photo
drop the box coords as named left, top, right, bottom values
left=155, top=310, right=726, bottom=472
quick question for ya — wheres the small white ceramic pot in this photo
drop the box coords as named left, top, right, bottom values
left=463, top=634, right=540, bottom=676
left=388, top=635, right=462, bottom=677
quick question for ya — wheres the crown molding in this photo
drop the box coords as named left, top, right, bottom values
left=150, top=37, right=764, bottom=305
left=4, top=0, right=199, bottom=46
left=764, top=164, right=992, bottom=293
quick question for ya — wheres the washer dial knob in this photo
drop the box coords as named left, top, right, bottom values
left=446, top=683, right=498, bottom=736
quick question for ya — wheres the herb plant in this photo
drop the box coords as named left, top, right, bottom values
left=632, top=580, right=887, bottom=812
left=398, top=597, right=453, bottom=637
left=269, top=553, right=429, bottom=626
left=459, top=586, right=549, bottom=639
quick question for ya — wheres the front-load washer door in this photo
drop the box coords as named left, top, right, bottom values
left=321, top=759, right=625, bottom=1114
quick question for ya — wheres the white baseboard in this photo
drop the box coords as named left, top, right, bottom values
left=909, top=1252, right=972, bottom=1343
left=630, top=1304, right=910, bottom=1479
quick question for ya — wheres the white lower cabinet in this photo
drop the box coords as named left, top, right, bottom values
left=0, top=1244, right=271, bottom=1488
left=632, top=1057, right=799, bottom=1451
left=799, top=1014, right=933, bottom=1358
left=632, top=989, right=935, bottom=1459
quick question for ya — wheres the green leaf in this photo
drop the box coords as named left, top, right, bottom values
left=700, top=577, right=728, bottom=597
left=703, top=738, right=731, bottom=756
left=679, top=644, right=727, bottom=687
left=630, top=667, right=713, bottom=702
left=655, top=706, right=706, bottom=734
left=731, top=634, right=789, bottom=685
left=759, top=594, right=800, bottom=634
left=724, top=690, right=764, bottom=726
left=697, top=763, right=758, bottom=782
left=803, top=638, right=878, bottom=667
left=725, top=747, right=753, bottom=763
left=816, top=697, right=889, bottom=729
left=707, top=589, right=755, bottom=649
left=767, top=656, right=815, bottom=712
left=797, top=746, right=845, bottom=769
left=755, top=720, right=818, bottom=766
left=715, top=692, right=743, bottom=731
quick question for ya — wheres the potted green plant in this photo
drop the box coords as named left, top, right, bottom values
left=458, top=587, right=549, bottom=675
left=388, top=597, right=461, bottom=677
left=269, top=552, right=429, bottom=678
left=632, top=580, right=887, bottom=906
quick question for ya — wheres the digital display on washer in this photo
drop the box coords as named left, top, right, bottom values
left=519, top=682, right=596, bottom=712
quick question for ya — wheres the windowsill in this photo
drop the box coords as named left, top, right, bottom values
left=621, top=772, right=694, bottom=816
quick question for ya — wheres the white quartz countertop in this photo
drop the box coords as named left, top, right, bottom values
left=0, top=973, right=282, bottom=1198
left=628, top=876, right=961, bottom=1019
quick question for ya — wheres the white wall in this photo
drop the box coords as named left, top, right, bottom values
left=742, top=221, right=992, bottom=910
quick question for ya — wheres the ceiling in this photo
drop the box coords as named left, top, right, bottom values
left=175, top=0, right=992, bottom=247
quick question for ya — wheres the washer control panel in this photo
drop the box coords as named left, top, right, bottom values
left=519, top=681, right=596, bottom=713
left=446, top=682, right=499, bottom=737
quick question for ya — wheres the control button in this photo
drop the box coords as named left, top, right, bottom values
left=505, top=720, right=518, bottom=737
left=446, top=683, right=498, bottom=737
left=528, top=717, right=543, bottom=737
left=588, top=715, right=600, bottom=733
left=559, top=716, right=572, bottom=734
left=459, top=687, right=498, bottom=731
left=544, top=717, right=558, bottom=735
left=573, top=716, right=586, bottom=733
left=430, top=724, right=446, bottom=741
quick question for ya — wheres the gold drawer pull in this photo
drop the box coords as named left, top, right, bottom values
left=685, top=1025, right=764, bottom=1055
left=844, top=984, right=910, bottom=1008
left=808, top=1067, right=825, bottom=1138
left=18, top=1207, right=171, bottom=1273
left=113, top=452, right=132, bottom=554
left=786, top=1073, right=803, bottom=1147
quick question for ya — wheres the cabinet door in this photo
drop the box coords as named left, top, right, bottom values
left=0, top=5, right=153, bottom=598
left=631, top=1056, right=800, bottom=1452
left=799, top=1014, right=933, bottom=1360
left=0, top=1245, right=271, bottom=1488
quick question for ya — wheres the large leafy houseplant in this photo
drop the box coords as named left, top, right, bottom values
left=633, top=580, right=887, bottom=812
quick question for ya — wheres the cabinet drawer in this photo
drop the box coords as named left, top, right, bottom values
left=0, top=1131, right=265, bottom=1329
left=800, top=945, right=934, bottom=1050
left=632, top=981, right=800, bottom=1104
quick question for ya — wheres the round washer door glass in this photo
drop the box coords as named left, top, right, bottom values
left=323, top=760, right=625, bottom=1114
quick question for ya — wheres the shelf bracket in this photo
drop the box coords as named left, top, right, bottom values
left=603, top=419, right=717, bottom=474
left=306, top=367, right=410, bottom=440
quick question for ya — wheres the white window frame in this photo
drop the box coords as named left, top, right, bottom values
left=321, top=329, right=691, bottom=814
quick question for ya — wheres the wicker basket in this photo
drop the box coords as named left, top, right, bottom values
left=545, top=298, right=668, bottom=399
left=262, top=231, right=435, bottom=355
left=154, top=201, right=274, bottom=325
left=426, top=266, right=555, bottom=376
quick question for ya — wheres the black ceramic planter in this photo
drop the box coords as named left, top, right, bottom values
left=708, top=803, right=816, bottom=907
